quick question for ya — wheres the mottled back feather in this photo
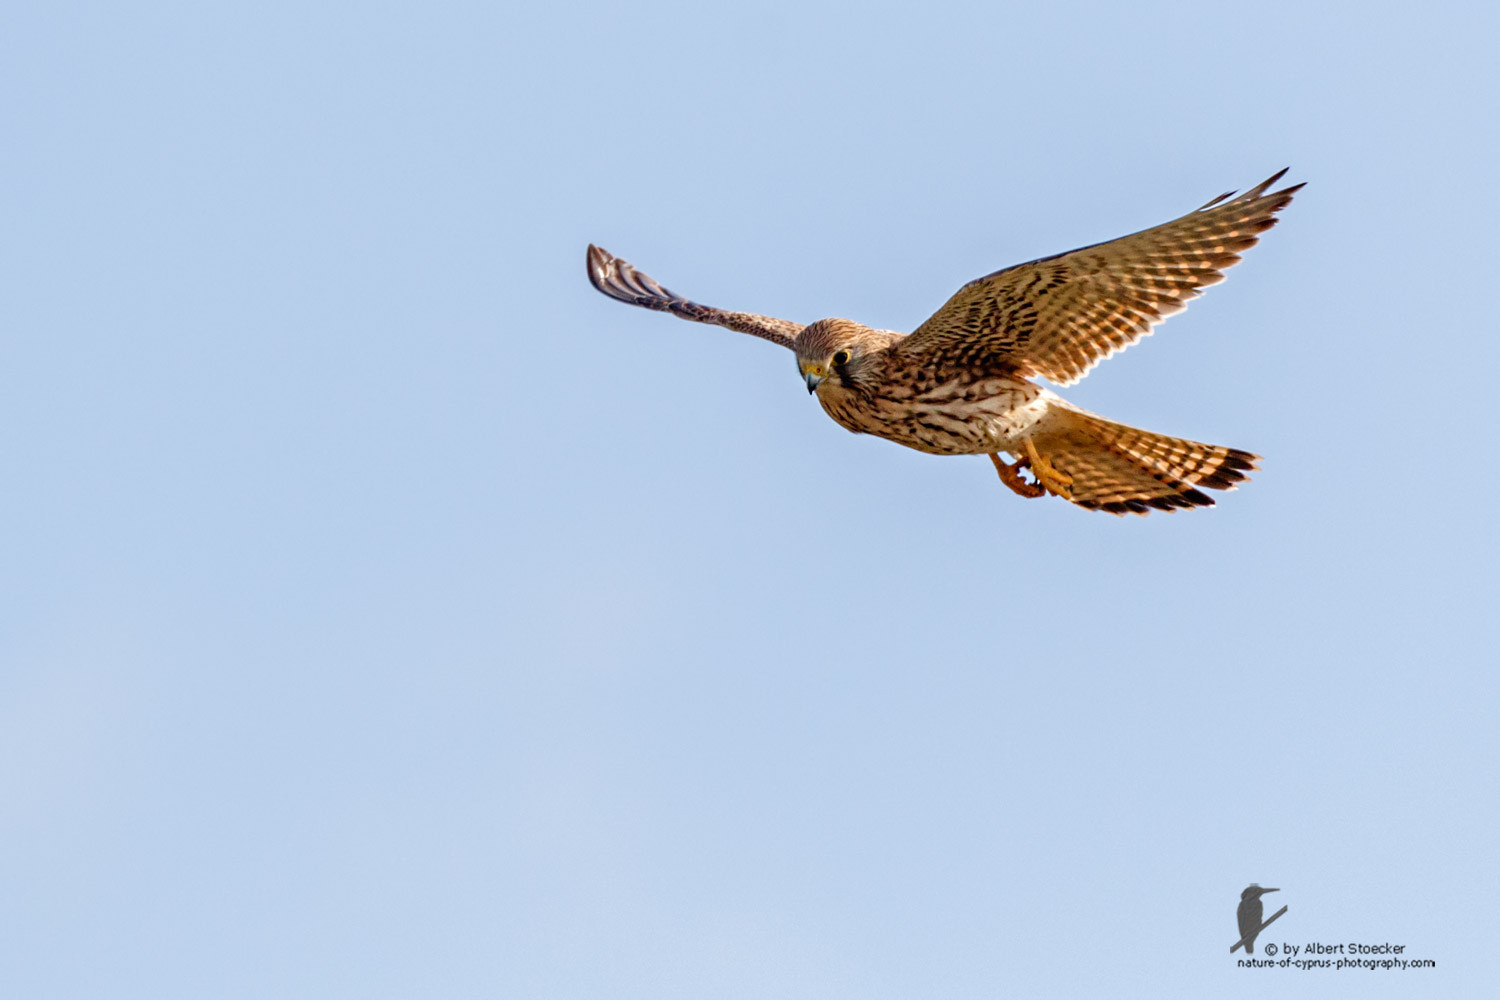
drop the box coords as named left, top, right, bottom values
left=898, top=170, right=1304, bottom=385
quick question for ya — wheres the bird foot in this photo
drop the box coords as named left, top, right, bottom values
left=990, top=453, right=1046, bottom=499
left=1023, top=439, right=1074, bottom=500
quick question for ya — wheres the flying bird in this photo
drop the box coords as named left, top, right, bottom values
left=587, top=170, right=1301, bottom=515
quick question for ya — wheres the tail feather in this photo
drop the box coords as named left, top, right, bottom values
left=1030, top=404, right=1259, bottom=516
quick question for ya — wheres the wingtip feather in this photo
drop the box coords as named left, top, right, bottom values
left=586, top=243, right=618, bottom=294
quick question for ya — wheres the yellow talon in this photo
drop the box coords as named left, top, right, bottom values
left=1023, top=439, right=1074, bottom=499
left=989, top=452, right=1045, bottom=499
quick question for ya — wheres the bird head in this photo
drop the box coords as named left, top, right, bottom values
left=793, top=318, right=893, bottom=395
left=1241, top=885, right=1279, bottom=901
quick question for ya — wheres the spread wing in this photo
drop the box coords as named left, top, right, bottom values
left=896, top=170, right=1304, bottom=385
left=587, top=244, right=802, bottom=350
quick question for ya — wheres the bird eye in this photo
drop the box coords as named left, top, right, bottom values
left=832, top=350, right=850, bottom=366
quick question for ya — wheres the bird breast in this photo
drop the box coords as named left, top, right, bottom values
left=819, top=376, right=1053, bottom=456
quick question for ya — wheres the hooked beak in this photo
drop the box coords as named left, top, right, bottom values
left=805, top=371, right=824, bottom=394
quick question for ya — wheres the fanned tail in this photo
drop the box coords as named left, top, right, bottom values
left=1028, top=403, right=1259, bottom=515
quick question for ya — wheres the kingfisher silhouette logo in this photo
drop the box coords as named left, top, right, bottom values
left=1231, top=884, right=1287, bottom=953
left=1228, top=884, right=1434, bottom=971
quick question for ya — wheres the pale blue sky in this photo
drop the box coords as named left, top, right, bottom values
left=3, top=1, right=1497, bottom=997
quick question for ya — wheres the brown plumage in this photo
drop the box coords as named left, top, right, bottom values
left=587, top=170, right=1302, bottom=515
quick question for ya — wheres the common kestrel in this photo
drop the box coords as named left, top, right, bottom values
left=587, top=170, right=1301, bottom=515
